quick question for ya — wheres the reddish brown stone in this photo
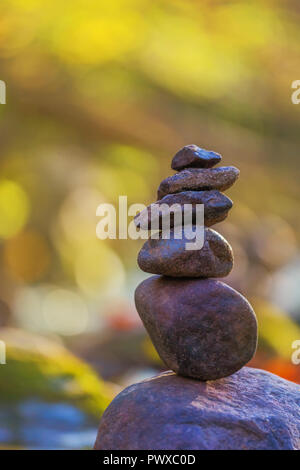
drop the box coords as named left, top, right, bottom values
left=171, top=145, right=222, bottom=171
left=94, top=367, right=300, bottom=450
left=135, top=277, right=257, bottom=380
left=137, top=228, right=233, bottom=278
left=134, top=190, right=233, bottom=230
left=157, top=166, right=240, bottom=200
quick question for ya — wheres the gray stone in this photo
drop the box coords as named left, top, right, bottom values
left=137, top=227, right=233, bottom=278
left=157, top=166, right=240, bottom=200
left=134, top=190, right=233, bottom=230
left=94, top=367, right=300, bottom=450
left=135, top=277, right=257, bottom=380
left=171, top=145, right=222, bottom=171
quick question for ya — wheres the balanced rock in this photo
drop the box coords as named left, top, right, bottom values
left=171, top=144, right=222, bottom=171
left=137, top=227, right=233, bottom=278
left=135, top=190, right=233, bottom=230
left=135, top=277, right=257, bottom=380
left=94, top=368, right=300, bottom=450
left=157, top=166, right=240, bottom=199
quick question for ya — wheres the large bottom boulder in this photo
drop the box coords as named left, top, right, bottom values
left=94, top=367, right=300, bottom=450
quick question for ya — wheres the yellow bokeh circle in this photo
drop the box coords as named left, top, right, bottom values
left=0, top=180, right=30, bottom=239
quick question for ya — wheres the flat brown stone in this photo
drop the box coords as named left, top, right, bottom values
left=157, top=166, right=240, bottom=200
left=171, top=145, right=222, bottom=171
left=137, top=227, right=233, bottom=278
left=94, top=367, right=300, bottom=450
left=134, top=190, right=233, bottom=230
left=135, top=277, right=257, bottom=380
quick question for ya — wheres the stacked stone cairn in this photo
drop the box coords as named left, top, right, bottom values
left=95, top=146, right=300, bottom=451
left=135, top=144, right=257, bottom=381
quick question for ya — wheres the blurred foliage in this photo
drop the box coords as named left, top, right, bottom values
left=253, top=298, right=300, bottom=360
left=0, top=329, right=115, bottom=418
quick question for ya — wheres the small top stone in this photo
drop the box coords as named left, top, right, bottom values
left=171, top=145, right=222, bottom=171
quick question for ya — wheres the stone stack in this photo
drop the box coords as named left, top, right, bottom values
left=94, top=146, right=300, bottom=450
left=135, top=144, right=257, bottom=381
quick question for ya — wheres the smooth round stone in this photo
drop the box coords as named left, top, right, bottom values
left=134, top=190, right=233, bottom=230
left=94, top=368, right=300, bottom=450
left=137, top=227, right=233, bottom=278
left=157, top=166, right=240, bottom=200
left=171, top=144, right=222, bottom=171
left=135, top=277, right=258, bottom=380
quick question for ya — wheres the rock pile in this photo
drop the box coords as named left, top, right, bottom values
left=135, top=144, right=257, bottom=381
left=95, top=145, right=300, bottom=450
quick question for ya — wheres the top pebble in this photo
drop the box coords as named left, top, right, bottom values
left=171, top=144, right=222, bottom=171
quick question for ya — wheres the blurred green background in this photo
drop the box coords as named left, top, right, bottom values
left=0, top=0, right=300, bottom=449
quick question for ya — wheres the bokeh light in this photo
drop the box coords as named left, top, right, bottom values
left=75, top=243, right=125, bottom=299
left=0, top=180, right=30, bottom=239
left=4, top=230, right=50, bottom=282
left=13, top=285, right=49, bottom=332
left=42, top=289, right=89, bottom=336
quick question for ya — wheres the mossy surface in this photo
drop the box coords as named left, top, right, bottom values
left=0, top=329, right=115, bottom=418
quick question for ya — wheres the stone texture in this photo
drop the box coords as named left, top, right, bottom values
left=157, top=166, right=240, bottom=200
left=137, top=227, right=233, bottom=278
left=134, top=190, right=233, bottom=230
left=94, top=367, right=300, bottom=450
left=171, top=145, right=222, bottom=171
left=135, top=277, right=257, bottom=380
